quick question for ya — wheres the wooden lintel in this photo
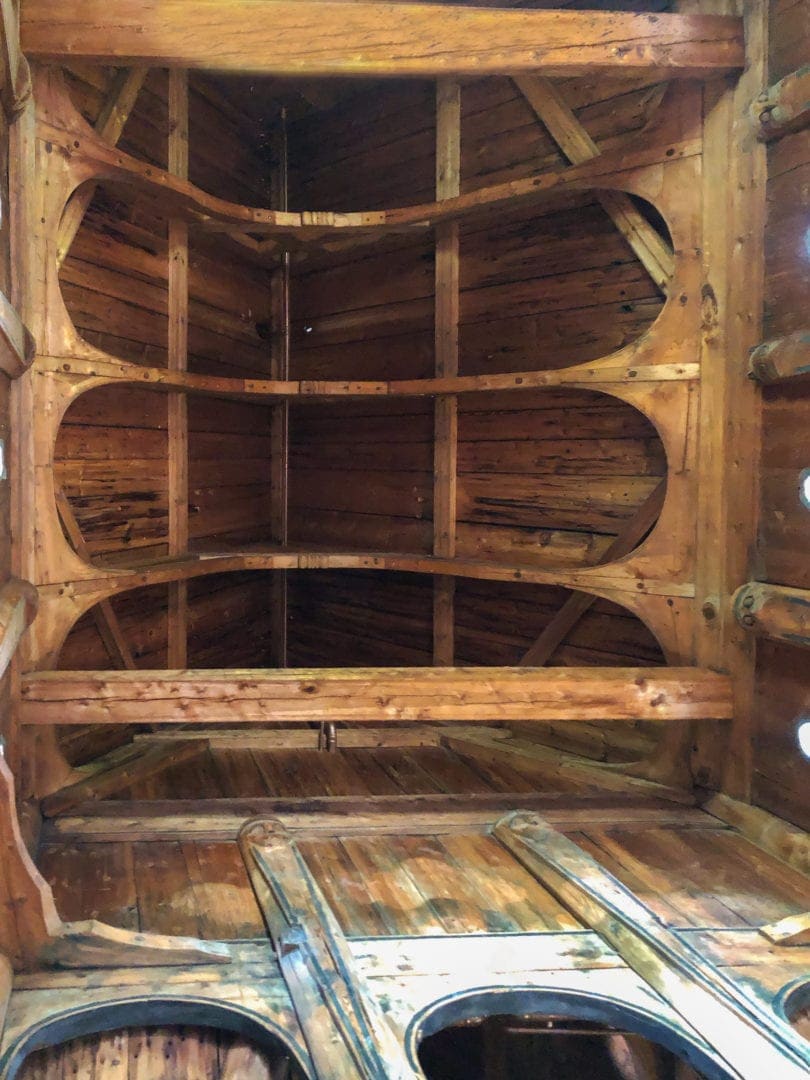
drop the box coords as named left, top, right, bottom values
left=514, top=76, right=674, bottom=293
left=56, top=65, right=149, bottom=266
left=0, top=289, right=34, bottom=378
left=733, top=581, right=810, bottom=648
left=21, top=3, right=744, bottom=77
left=753, top=64, right=810, bottom=140
left=748, top=330, right=810, bottom=383
left=19, top=667, right=734, bottom=726
left=494, top=812, right=810, bottom=1079
left=520, top=479, right=666, bottom=666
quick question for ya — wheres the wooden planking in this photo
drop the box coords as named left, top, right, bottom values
left=20, top=667, right=734, bottom=725
left=21, top=4, right=745, bottom=77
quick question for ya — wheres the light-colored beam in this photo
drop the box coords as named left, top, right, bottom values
left=733, top=581, right=810, bottom=649
left=19, top=667, right=734, bottom=726
left=748, top=330, right=810, bottom=384
left=702, top=793, right=810, bottom=876
left=21, top=2, right=744, bottom=78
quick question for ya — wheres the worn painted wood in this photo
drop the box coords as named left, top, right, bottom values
left=759, top=911, right=810, bottom=947
left=19, top=667, right=734, bottom=725
left=21, top=3, right=745, bottom=77
left=733, top=581, right=810, bottom=648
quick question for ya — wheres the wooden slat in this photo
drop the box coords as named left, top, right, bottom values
left=56, top=65, right=148, bottom=266
left=21, top=3, right=745, bottom=77
left=167, top=67, right=189, bottom=669
left=520, top=479, right=666, bottom=666
left=748, top=330, right=810, bottom=383
left=733, top=582, right=810, bottom=648
left=54, top=485, right=136, bottom=669
left=433, top=78, right=460, bottom=666
left=494, top=812, right=810, bottom=1080
left=19, top=666, right=734, bottom=725
left=753, top=64, right=810, bottom=140
left=514, top=75, right=674, bottom=293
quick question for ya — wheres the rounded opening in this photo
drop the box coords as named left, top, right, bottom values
left=410, top=989, right=734, bottom=1080
left=776, top=978, right=810, bottom=1042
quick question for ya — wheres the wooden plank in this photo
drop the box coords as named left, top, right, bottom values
left=748, top=329, right=810, bottom=383
left=54, top=485, right=136, bottom=669
left=20, top=3, right=745, bottom=77
left=56, top=65, right=149, bottom=266
left=0, top=287, right=34, bottom=378
left=514, top=76, right=674, bottom=293
left=703, top=793, right=810, bottom=877
left=520, top=479, right=666, bottom=665
left=759, top=911, right=810, bottom=947
left=733, top=581, right=810, bottom=648
left=240, top=819, right=421, bottom=1080
left=753, top=64, right=810, bottom=140
left=40, top=740, right=202, bottom=817
left=19, top=667, right=734, bottom=725
left=494, top=811, right=810, bottom=1079
left=433, top=78, right=460, bottom=666
left=168, top=67, right=189, bottom=669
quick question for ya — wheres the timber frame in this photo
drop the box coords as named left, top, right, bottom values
left=1, top=1, right=808, bottom=1078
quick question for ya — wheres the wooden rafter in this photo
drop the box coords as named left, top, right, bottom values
left=520, top=479, right=667, bottom=666
left=514, top=76, right=674, bottom=294
left=19, top=667, right=734, bottom=726
left=56, top=65, right=149, bottom=267
left=20, top=3, right=745, bottom=78
left=53, top=485, right=136, bottom=670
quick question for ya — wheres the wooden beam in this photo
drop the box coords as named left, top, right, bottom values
left=702, top=793, right=810, bottom=876
left=167, top=68, right=189, bottom=669
left=759, top=912, right=810, bottom=948
left=753, top=64, right=810, bottom=140
left=514, top=76, right=674, bottom=293
left=748, top=330, right=810, bottom=383
left=56, top=65, right=149, bottom=266
left=19, top=667, right=734, bottom=726
left=520, top=479, right=666, bottom=666
left=132, top=725, right=508, bottom=750
left=494, top=812, right=810, bottom=1079
left=20, top=3, right=745, bottom=77
left=0, top=0, right=30, bottom=116
left=733, top=582, right=810, bottom=648
left=0, top=288, right=34, bottom=378
left=240, top=819, right=420, bottom=1080
left=54, top=485, right=137, bottom=669
left=433, top=78, right=460, bottom=666
left=0, top=576, right=37, bottom=682
left=40, top=739, right=202, bottom=817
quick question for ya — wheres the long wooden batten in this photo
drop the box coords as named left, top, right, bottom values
left=19, top=667, right=734, bottom=726
left=20, top=2, right=744, bottom=78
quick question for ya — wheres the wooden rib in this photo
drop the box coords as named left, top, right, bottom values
left=753, top=64, right=810, bottom=140
left=40, top=739, right=202, bottom=817
left=239, top=819, right=420, bottom=1080
left=0, top=287, right=34, bottom=378
left=167, top=67, right=189, bottom=669
left=433, top=78, right=460, bottom=666
left=0, top=576, right=37, bottom=682
left=759, top=911, right=810, bottom=947
left=54, top=484, right=136, bottom=669
left=520, top=479, right=667, bottom=666
left=748, top=330, right=810, bottom=383
left=494, top=812, right=810, bottom=1080
left=19, top=667, right=734, bottom=726
left=702, top=793, right=810, bottom=877
left=732, top=582, right=810, bottom=649
left=56, top=65, right=148, bottom=266
left=21, top=3, right=744, bottom=77
left=514, top=75, right=674, bottom=294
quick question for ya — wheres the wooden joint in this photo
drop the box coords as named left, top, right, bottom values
left=752, top=64, right=810, bottom=140
left=748, top=330, right=810, bottom=384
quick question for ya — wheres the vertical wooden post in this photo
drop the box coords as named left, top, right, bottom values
left=167, top=68, right=189, bottom=669
left=433, top=79, right=460, bottom=665
left=270, top=107, right=290, bottom=668
left=693, top=0, right=767, bottom=796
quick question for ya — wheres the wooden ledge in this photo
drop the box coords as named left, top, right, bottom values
left=20, top=666, right=734, bottom=726
left=22, top=3, right=744, bottom=78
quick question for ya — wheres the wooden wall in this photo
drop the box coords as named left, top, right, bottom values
left=752, top=0, right=810, bottom=828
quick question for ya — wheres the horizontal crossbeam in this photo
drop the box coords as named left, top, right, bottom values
left=21, top=2, right=744, bottom=78
left=20, top=667, right=734, bottom=726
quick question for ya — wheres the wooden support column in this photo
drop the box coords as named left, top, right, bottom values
left=732, top=581, right=810, bottom=648
left=748, top=330, right=810, bottom=383
left=433, top=79, right=460, bottom=665
left=167, top=69, right=188, bottom=669
left=495, top=811, right=810, bottom=1080
left=270, top=108, right=290, bottom=668
left=693, top=0, right=767, bottom=797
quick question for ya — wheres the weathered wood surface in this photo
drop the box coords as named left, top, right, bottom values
left=0, top=576, right=37, bottom=682
left=754, top=63, right=810, bottom=140
left=21, top=3, right=745, bottom=77
left=495, top=811, right=810, bottom=1079
left=759, top=911, right=810, bottom=947
left=703, top=793, right=810, bottom=877
left=0, top=0, right=30, bottom=115
left=0, top=288, right=34, bottom=378
left=748, top=330, right=810, bottom=383
left=20, top=667, right=733, bottom=725
left=733, top=581, right=810, bottom=648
